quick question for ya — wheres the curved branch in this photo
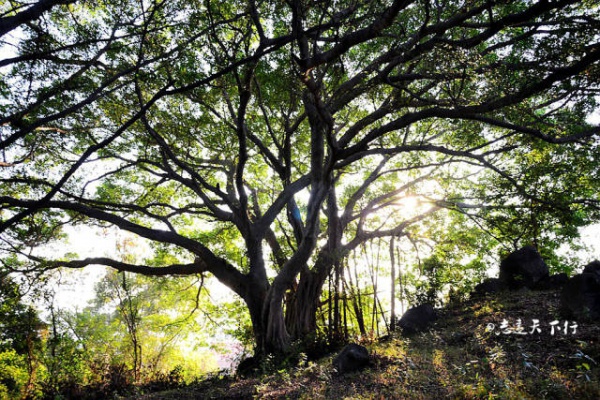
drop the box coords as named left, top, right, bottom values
left=0, top=195, right=248, bottom=289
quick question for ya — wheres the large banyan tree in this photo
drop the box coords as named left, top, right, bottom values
left=1, top=0, right=599, bottom=355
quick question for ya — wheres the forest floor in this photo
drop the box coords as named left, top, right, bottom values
left=129, top=288, right=600, bottom=399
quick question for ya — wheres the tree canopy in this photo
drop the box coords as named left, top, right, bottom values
left=1, top=0, right=599, bottom=355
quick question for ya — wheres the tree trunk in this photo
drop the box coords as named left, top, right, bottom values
left=238, top=254, right=338, bottom=358
left=243, top=274, right=323, bottom=358
left=239, top=254, right=334, bottom=357
left=264, top=281, right=291, bottom=354
left=346, top=250, right=367, bottom=336
left=243, top=288, right=268, bottom=356
left=285, top=266, right=329, bottom=340
left=390, top=236, right=396, bottom=331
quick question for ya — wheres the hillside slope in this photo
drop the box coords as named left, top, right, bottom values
left=133, top=288, right=600, bottom=399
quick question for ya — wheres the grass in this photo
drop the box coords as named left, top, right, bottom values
left=129, top=288, right=600, bottom=399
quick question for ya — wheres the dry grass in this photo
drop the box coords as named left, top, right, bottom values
left=129, top=289, right=600, bottom=399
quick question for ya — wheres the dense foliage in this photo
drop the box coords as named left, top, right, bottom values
left=1, top=0, right=599, bottom=362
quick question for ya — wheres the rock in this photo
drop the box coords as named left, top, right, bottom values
left=535, top=273, right=569, bottom=290
left=332, top=344, right=370, bottom=374
left=583, top=260, right=600, bottom=277
left=398, top=303, right=437, bottom=334
left=499, top=246, right=549, bottom=290
left=446, top=332, right=469, bottom=345
left=236, top=356, right=260, bottom=377
left=550, top=273, right=569, bottom=286
left=561, top=273, right=600, bottom=321
left=473, top=278, right=507, bottom=295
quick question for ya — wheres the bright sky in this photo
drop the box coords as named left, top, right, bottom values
left=49, top=226, right=115, bottom=309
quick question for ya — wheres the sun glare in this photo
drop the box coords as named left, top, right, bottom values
left=398, top=195, right=420, bottom=211
left=394, top=194, right=436, bottom=217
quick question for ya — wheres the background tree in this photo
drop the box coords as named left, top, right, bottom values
left=1, top=0, right=599, bottom=357
left=39, top=269, right=221, bottom=395
left=0, top=273, right=45, bottom=399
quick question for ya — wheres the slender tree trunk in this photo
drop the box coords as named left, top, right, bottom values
left=342, top=274, right=349, bottom=340
left=398, top=247, right=406, bottom=316
left=348, top=250, right=366, bottom=336
left=120, top=273, right=141, bottom=381
left=24, top=311, right=38, bottom=399
left=333, top=258, right=342, bottom=342
left=390, top=236, right=396, bottom=331
left=327, top=269, right=333, bottom=343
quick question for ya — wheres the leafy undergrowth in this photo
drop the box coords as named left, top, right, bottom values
left=130, top=289, right=600, bottom=399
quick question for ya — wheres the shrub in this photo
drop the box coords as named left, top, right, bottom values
left=0, top=349, right=28, bottom=400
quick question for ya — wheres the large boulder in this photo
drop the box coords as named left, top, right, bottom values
left=473, top=278, right=507, bottom=296
left=499, top=246, right=549, bottom=290
left=332, top=344, right=370, bottom=374
left=583, top=260, right=600, bottom=277
left=561, top=272, right=600, bottom=321
left=536, top=273, right=569, bottom=290
left=398, top=303, right=437, bottom=334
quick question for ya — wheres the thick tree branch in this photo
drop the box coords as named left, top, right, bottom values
left=46, top=257, right=205, bottom=276
left=0, top=0, right=76, bottom=37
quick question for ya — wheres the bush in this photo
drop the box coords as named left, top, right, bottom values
left=141, top=365, right=186, bottom=392
left=0, top=349, right=28, bottom=400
